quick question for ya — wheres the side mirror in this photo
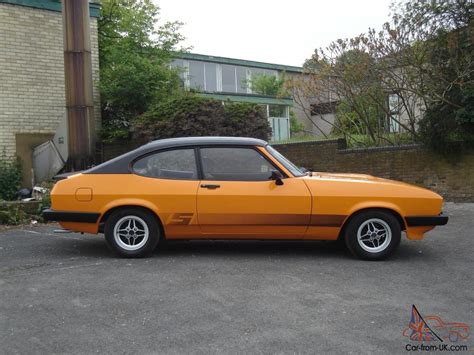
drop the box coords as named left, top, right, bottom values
left=270, top=170, right=284, bottom=186
left=300, top=167, right=313, bottom=176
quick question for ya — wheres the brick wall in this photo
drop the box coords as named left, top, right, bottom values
left=0, top=2, right=100, bottom=158
left=274, top=140, right=474, bottom=202
left=103, top=138, right=474, bottom=201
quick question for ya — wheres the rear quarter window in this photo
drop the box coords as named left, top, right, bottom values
left=132, top=149, right=198, bottom=180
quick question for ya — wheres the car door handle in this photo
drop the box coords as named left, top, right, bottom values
left=200, top=184, right=221, bottom=189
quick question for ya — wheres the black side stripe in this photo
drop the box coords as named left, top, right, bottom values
left=42, top=209, right=100, bottom=223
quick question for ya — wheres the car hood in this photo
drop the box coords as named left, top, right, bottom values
left=302, top=172, right=443, bottom=199
left=305, top=172, right=410, bottom=186
left=301, top=171, right=444, bottom=217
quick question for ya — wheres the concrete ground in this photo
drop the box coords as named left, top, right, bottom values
left=0, top=202, right=472, bottom=354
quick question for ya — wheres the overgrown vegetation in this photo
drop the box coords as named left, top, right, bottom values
left=0, top=180, right=54, bottom=225
left=248, top=73, right=305, bottom=135
left=0, top=204, right=27, bottom=225
left=36, top=181, right=53, bottom=222
left=247, top=73, right=289, bottom=97
left=287, top=0, right=473, bottom=151
left=290, top=110, right=305, bottom=135
left=0, top=152, right=21, bottom=201
left=418, top=25, right=474, bottom=153
left=132, top=95, right=271, bottom=141
left=99, top=0, right=185, bottom=143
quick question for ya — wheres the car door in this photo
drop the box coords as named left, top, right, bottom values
left=196, top=146, right=311, bottom=238
left=131, top=147, right=201, bottom=239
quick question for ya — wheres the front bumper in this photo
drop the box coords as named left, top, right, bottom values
left=405, top=213, right=449, bottom=227
left=42, top=209, right=100, bottom=224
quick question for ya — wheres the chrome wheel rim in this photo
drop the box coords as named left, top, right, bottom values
left=357, top=218, right=392, bottom=253
left=113, top=216, right=149, bottom=251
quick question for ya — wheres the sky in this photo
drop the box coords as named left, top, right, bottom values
left=155, top=0, right=395, bottom=67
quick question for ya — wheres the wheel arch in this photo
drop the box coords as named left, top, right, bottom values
left=99, top=204, right=165, bottom=239
left=338, top=206, right=406, bottom=241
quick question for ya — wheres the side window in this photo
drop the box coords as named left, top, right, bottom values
left=133, top=149, right=197, bottom=180
left=200, top=147, right=278, bottom=181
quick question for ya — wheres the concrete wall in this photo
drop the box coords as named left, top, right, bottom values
left=286, top=72, right=336, bottom=137
left=0, top=2, right=100, bottom=160
left=273, top=140, right=474, bottom=202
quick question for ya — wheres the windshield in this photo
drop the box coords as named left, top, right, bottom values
left=265, top=145, right=305, bottom=177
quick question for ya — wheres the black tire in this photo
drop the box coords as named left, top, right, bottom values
left=104, top=208, right=160, bottom=258
left=344, top=210, right=401, bottom=261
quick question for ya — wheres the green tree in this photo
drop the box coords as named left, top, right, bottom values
left=415, top=7, right=474, bottom=152
left=0, top=151, right=21, bottom=201
left=99, top=0, right=185, bottom=142
left=248, top=73, right=305, bottom=134
left=247, top=73, right=289, bottom=97
left=291, top=0, right=473, bottom=149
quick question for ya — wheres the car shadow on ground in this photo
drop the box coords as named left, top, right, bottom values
left=46, top=234, right=425, bottom=262
left=44, top=234, right=351, bottom=260
left=158, top=239, right=425, bottom=261
left=157, top=240, right=349, bottom=258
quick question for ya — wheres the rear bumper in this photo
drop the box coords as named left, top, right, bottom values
left=42, top=209, right=100, bottom=224
left=405, top=213, right=449, bottom=227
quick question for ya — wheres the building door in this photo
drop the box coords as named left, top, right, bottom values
left=268, top=104, right=290, bottom=141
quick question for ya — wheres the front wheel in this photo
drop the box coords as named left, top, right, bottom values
left=104, top=208, right=160, bottom=258
left=344, top=210, right=401, bottom=260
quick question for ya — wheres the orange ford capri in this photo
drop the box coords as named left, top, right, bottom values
left=43, top=137, right=448, bottom=260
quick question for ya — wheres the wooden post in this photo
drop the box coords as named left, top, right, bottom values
left=62, top=0, right=95, bottom=170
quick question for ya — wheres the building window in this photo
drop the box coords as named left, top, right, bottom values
left=171, top=59, right=281, bottom=96
left=236, top=66, right=248, bottom=93
left=189, top=61, right=205, bottom=91
left=310, top=101, right=339, bottom=115
left=269, top=105, right=286, bottom=117
left=221, top=64, right=236, bottom=93
left=205, top=63, right=217, bottom=92
left=248, top=68, right=278, bottom=94
left=170, top=59, right=188, bottom=88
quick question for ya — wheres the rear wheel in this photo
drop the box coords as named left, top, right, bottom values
left=344, top=210, right=401, bottom=260
left=104, top=208, right=159, bottom=258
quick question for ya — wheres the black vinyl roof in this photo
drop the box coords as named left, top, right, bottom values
left=86, top=136, right=268, bottom=174
left=148, top=136, right=267, bottom=148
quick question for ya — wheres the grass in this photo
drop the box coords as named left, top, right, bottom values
left=270, top=135, right=339, bottom=145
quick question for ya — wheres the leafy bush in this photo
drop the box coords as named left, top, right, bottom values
left=334, top=94, right=385, bottom=136
left=0, top=153, right=21, bottom=201
left=36, top=181, right=53, bottom=221
left=417, top=23, right=474, bottom=154
left=419, top=85, right=474, bottom=154
left=246, top=73, right=289, bottom=96
left=224, top=101, right=272, bottom=139
left=132, top=95, right=271, bottom=141
left=290, top=110, right=305, bottom=134
left=0, top=205, right=27, bottom=225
